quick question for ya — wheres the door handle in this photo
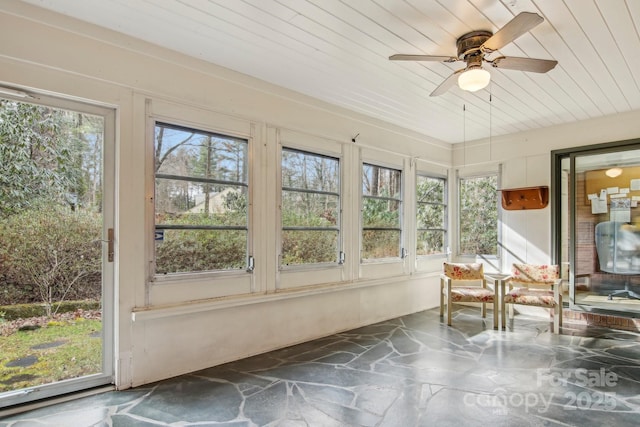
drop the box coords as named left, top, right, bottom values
left=107, top=228, right=114, bottom=262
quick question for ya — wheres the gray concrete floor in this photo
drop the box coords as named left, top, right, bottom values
left=1, top=307, right=639, bottom=426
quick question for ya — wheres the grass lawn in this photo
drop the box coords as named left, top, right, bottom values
left=0, top=318, right=102, bottom=393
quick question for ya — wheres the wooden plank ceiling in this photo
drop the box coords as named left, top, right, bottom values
left=20, top=0, right=640, bottom=144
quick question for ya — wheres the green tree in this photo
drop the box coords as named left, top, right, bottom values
left=459, top=175, right=498, bottom=255
left=0, top=100, right=92, bottom=217
left=416, top=176, right=446, bottom=255
left=362, top=164, right=402, bottom=259
left=281, top=149, right=339, bottom=265
left=0, top=99, right=104, bottom=307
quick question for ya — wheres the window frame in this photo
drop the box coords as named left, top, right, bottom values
left=279, top=146, right=342, bottom=269
left=360, top=161, right=404, bottom=263
left=145, top=98, right=256, bottom=303
left=151, top=120, right=251, bottom=278
left=415, top=173, right=448, bottom=258
left=275, top=130, right=346, bottom=290
left=457, top=170, right=500, bottom=258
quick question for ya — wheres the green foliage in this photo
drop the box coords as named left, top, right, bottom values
left=362, top=198, right=400, bottom=228
left=224, top=190, right=248, bottom=215
left=417, top=230, right=445, bottom=256
left=156, top=228, right=247, bottom=273
left=282, top=230, right=337, bottom=265
left=0, top=301, right=100, bottom=321
left=0, top=205, right=102, bottom=312
left=416, top=176, right=446, bottom=255
left=155, top=211, right=247, bottom=273
left=0, top=303, right=43, bottom=320
left=281, top=208, right=334, bottom=228
left=459, top=175, right=498, bottom=255
left=279, top=149, right=341, bottom=265
left=154, top=124, right=250, bottom=273
left=362, top=230, right=400, bottom=259
left=0, top=100, right=102, bottom=217
left=360, top=164, right=402, bottom=259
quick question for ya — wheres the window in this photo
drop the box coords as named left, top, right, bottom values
left=416, top=175, right=447, bottom=256
left=153, top=122, right=249, bottom=274
left=362, top=163, right=402, bottom=260
left=281, top=148, right=340, bottom=266
left=459, top=174, right=498, bottom=255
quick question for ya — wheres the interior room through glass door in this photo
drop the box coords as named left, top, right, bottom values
left=560, top=147, right=640, bottom=314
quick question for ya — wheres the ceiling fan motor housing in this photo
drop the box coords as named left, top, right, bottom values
left=388, top=12, right=556, bottom=96
left=456, top=30, right=492, bottom=59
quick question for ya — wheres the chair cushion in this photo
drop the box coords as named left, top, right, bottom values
left=511, top=264, right=559, bottom=284
left=504, top=288, right=556, bottom=307
left=443, top=262, right=484, bottom=280
left=446, top=287, right=495, bottom=302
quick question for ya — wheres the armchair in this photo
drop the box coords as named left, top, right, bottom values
left=440, top=262, right=498, bottom=329
left=502, top=263, right=562, bottom=334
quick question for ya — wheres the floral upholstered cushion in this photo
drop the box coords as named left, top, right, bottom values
left=448, top=287, right=495, bottom=302
left=503, top=288, right=557, bottom=307
left=443, top=262, right=484, bottom=280
left=510, top=264, right=559, bottom=284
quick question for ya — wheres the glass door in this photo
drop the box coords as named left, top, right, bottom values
left=0, top=91, right=114, bottom=408
left=558, top=145, right=640, bottom=314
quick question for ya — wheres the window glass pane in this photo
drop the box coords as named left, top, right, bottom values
left=417, top=176, right=444, bottom=203
left=281, top=148, right=340, bottom=266
left=156, top=180, right=247, bottom=226
left=417, top=203, right=444, bottom=229
left=282, top=230, right=338, bottom=265
left=154, top=123, right=248, bottom=274
left=155, top=229, right=247, bottom=274
left=282, top=192, right=338, bottom=227
left=417, top=230, right=445, bottom=256
left=282, top=150, right=339, bottom=192
left=155, top=178, right=201, bottom=213
left=566, top=148, right=640, bottom=313
left=362, top=230, right=401, bottom=259
left=362, top=163, right=402, bottom=260
left=416, top=175, right=447, bottom=257
left=362, top=199, right=401, bottom=227
left=155, top=125, right=247, bottom=182
left=362, top=164, right=401, bottom=198
left=459, top=175, right=498, bottom=255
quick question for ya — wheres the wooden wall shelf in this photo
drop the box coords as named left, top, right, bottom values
left=501, top=186, right=549, bottom=210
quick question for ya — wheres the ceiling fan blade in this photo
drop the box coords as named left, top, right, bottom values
left=491, top=56, right=557, bottom=73
left=389, top=54, right=458, bottom=63
left=482, top=12, right=544, bottom=52
left=430, top=68, right=465, bottom=97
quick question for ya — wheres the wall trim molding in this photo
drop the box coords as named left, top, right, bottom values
left=132, top=272, right=439, bottom=322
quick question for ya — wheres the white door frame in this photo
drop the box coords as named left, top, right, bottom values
left=0, top=90, right=116, bottom=409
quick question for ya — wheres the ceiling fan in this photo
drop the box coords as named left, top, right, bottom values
left=389, top=12, right=557, bottom=96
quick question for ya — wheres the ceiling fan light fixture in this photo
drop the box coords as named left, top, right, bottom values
left=605, top=167, right=623, bottom=178
left=458, top=67, right=491, bottom=92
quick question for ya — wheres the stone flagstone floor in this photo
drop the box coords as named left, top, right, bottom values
left=1, top=307, right=640, bottom=426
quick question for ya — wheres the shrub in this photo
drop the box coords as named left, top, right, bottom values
left=0, top=300, right=100, bottom=321
left=0, top=205, right=101, bottom=313
left=281, top=230, right=337, bottom=265
left=155, top=210, right=248, bottom=273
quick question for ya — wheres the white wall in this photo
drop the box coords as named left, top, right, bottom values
left=454, top=110, right=640, bottom=272
left=0, top=3, right=448, bottom=388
